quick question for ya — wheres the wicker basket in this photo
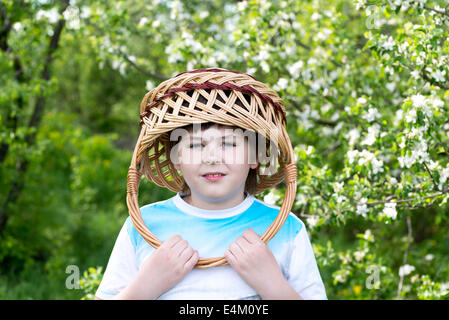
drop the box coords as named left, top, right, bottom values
left=127, top=68, right=297, bottom=268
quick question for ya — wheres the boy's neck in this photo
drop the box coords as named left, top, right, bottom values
left=183, top=189, right=247, bottom=210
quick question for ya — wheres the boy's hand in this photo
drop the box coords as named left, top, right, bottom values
left=118, top=234, right=198, bottom=300
left=224, top=228, right=302, bottom=299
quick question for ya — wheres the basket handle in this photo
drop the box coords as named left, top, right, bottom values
left=126, top=125, right=297, bottom=268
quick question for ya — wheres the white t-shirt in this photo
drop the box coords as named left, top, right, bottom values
left=95, top=192, right=327, bottom=300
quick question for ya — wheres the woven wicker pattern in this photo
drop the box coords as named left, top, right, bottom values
left=127, top=68, right=297, bottom=268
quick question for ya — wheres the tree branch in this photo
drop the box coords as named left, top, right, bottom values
left=396, top=214, right=413, bottom=300
left=0, top=0, right=70, bottom=234
left=364, top=186, right=449, bottom=208
left=423, top=162, right=439, bottom=191
left=420, top=65, right=449, bottom=90
left=0, top=2, right=26, bottom=165
left=118, top=49, right=168, bottom=81
left=423, top=5, right=449, bottom=18
left=83, top=19, right=168, bottom=81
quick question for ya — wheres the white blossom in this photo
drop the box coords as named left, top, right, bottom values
left=237, top=0, right=248, bottom=11
left=347, top=149, right=359, bottom=164
left=361, top=124, right=380, bottom=146
left=260, top=61, right=270, bottom=72
left=394, top=109, right=403, bottom=126
left=347, top=128, right=360, bottom=146
left=355, top=0, right=367, bottom=10
left=439, top=166, right=449, bottom=190
left=333, top=181, right=345, bottom=193
left=411, top=94, right=427, bottom=108
left=334, top=194, right=346, bottom=203
left=288, top=61, right=304, bottom=79
left=385, top=66, right=394, bottom=75
left=429, top=96, right=444, bottom=110
left=382, top=201, right=397, bottom=220
left=389, top=177, right=398, bottom=185
left=398, top=136, right=406, bottom=149
left=316, top=28, right=333, bottom=41
left=363, top=229, right=373, bottom=241
left=309, top=80, right=322, bottom=93
left=311, top=12, right=322, bottom=21
left=404, top=108, right=417, bottom=123
left=386, top=82, right=396, bottom=92
left=357, top=97, right=368, bottom=105
left=441, top=282, right=449, bottom=292
left=296, top=193, right=307, bottom=205
left=354, top=251, right=365, bottom=261
left=410, top=70, right=420, bottom=79
left=371, top=157, right=384, bottom=174
left=199, top=11, right=209, bottom=19
left=257, top=47, right=270, bottom=61
left=275, top=78, right=289, bottom=90
left=398, top=154, right=415, bottom=168
left=152, top=20, right=161, bottom=28
left=138, top=17, right=148, bottom=27
left=356, top=198, right=369, bottom=218
left=431, top=69, right=446, bottom=82
left=411, top=139, right=430, bottom=163
left=12, top=22, right=23, bottom=32
left=399, top=264, right=415, bottom=277
left=264, top=191, right=280, bottom=205
left=306, top=215, right=320, bottom=227
left=362, top=107, right=381, bottom=123
left=145, top=80, right=154, bottom=91
left=36, top=8, right=60, bottom=24
left=80, top=6, right=91, bottom=19
left=301, top=68, right=312, bottom=80
left=382, top=36, right=395, bottom=50
left=427, top=160, right=439, bottom=170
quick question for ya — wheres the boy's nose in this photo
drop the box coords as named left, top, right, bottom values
left=202, top=144, right=223, bottom=164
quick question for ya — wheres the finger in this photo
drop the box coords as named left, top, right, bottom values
left=229, top=241, right=244, bottom=257
left=235, top=236, right=251, bottom=251
left=179, top=245, right=194, bottom=262
left=172, top=239, right=189, bottom=256
left=164, top=234, right=182, bottom=248
left=242, top=228, right=262, bottom=244
left=224, top=249, right=237, bottom=266
left=183, top=250, right=199, bottom=271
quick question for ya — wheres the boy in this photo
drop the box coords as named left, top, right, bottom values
left=95, top=120, right=327, bottom=300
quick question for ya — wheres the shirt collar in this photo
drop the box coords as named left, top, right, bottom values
left=172, top=192, right=255, bottom=219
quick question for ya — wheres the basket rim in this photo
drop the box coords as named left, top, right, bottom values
left=127, top=68, right=297, bottom=268
left=126, top=125, right=297, bottom=268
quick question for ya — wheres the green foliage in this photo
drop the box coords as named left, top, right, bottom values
left=1, top=0, right=448, bottom=300
left=79, top=267, right=103, bottom=300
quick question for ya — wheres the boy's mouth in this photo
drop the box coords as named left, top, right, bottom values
left=202, top=172, right=226, bottom=181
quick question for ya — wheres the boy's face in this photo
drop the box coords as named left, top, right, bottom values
left=172, top=124, right=258, bottom=201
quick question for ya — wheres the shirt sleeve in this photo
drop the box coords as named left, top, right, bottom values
left=286, top=220, right=328, bottom=300
left=95, top=219, right=139, bottom=300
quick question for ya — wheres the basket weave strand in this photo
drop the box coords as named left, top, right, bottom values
left=127, top=68, right=297, bottom=268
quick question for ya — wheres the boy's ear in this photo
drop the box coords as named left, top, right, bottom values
left=171, top=140, right=182, bottom=170
left=249, top=161, right=259, bottom=170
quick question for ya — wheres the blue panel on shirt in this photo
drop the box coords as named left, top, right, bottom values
left=125, top=194, right=303, bottom=263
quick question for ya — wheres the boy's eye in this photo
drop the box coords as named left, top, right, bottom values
left=222, top=142, right=237, bottom=147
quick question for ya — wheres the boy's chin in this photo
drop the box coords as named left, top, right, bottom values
left=195, top=189, right=240, bottom=202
